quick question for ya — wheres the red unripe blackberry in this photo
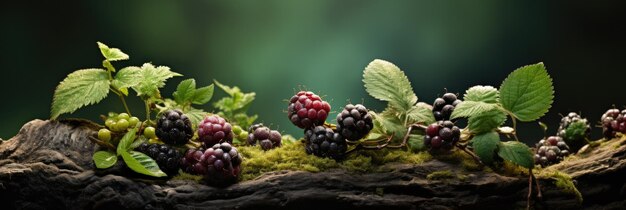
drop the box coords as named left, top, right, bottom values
left=287, top=91, right=331, bottom=129
left=198, top=115, right=233, bottom=147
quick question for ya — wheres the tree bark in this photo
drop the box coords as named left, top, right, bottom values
left=1, top=120, right=625, bottom=210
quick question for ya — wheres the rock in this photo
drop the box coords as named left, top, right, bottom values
left=1, top=119, right=625, bottom=209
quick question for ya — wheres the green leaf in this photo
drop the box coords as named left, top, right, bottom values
left=472, top=131, right=500, bottom=164
left=497, top=141, right=534, bottom=169
left=464, top=85, right=499, bottom=103
left=363, top=59, right=417, bottom=112
left=186, top=108, right=208, bottom=126
left=468, top=109, right=507, bottom=134
left=51, top=69, right=110, bottom=119
left=132, top=63, right=182, bottom=98
left=192, top=84, right=214, bottom=105
left=117, top=128, right=137, bottom=155
left=121, top=151, right=167, bottom=177
left=450, top=101, right=498, bottom=119
left=111, top=66, right=142, bottom=95
left=214, top=80, right=239, bottom=96
left=499, top=63, right=554, bottom=122
left=92, top=151, right=117, bottom=169
left=407, top=134, right=425, bottom=152
left=406, top=103, right=435, bottom=125
left=97, top=42, right=129, bottom=61
left=371, top=111, right=407, bottom=142
left=173, top=79, right=196, bottom=104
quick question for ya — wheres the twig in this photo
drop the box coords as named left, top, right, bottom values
left=533, top=171, right=542, bottom=199
left=527, top=168, right=533, bottom=210
left=456, top=143, right=484, bottom=166
left=88, top=136, right=116, bottom=150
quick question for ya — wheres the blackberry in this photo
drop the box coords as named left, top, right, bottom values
left=534, top=136, right=571, bottom=167
left=246, top=125, right=282, bottom=150
left=600, top=108, right=626, bottom=139
left=198, top=115, right=234, bottom=147
left=287, top=91, right=331, bottom=129
left=432, top=93, right=462, bottom=121
left=136, top=143, right=182, bottom=176
left=304, top=126, right=347, bottom=160
left=557, top=112, right=591, bottom=151
left=181, top=143, right=242, bottom=186
left=156, top=110, right=193, bottom=145
left=423, top=120, right=461, bottom=151
left=336, top=104, right=374, bottom=141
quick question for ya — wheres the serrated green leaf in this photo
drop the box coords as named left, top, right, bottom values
left=92, top=150, right=117, bottom=169
left=117, top=128, right=137, bottom=155
left=450, top=101, right=498, bottom=119
left=192, top=84, right=214, bottom=105
left=468, top=109, right=507, bottom=134
left=406, top=103, right=435, bottom=125
left=497, top=141, right=534, bottom=169
left=132, top=63, right=182, bottom=98
left=500, top=63, right=554, bottom=122
left=186, top=108, right=208, bottom=127
left=371, top=111, right=407, bottom=142
left=173, top=79, right=196, bottom=104
left=363, top=59, right=417, bottom=112
left=464, top=85, right=499, bottom=103
left=97, top=42, right=129, bottom=61
left=121, top=151, right=167, bottom=177
left=214, top=80, right=239, bottom=96
left=51, top=69, right=110, bottom=119
left=472, top=131, right=500, bottom=164
left=111, top=66, right=142, bottom=95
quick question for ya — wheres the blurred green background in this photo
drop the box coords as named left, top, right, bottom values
left=1, top=1, right=625, bottom=145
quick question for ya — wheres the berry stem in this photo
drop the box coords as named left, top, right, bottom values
left=110, top=88, right=132, bottom=116
left=144, top=100, right=151, bottom=121
left=501, top=108, right=521, bottom=141
left=88, top=136, right=116, bottom=150
left=455, top=143, right=484, bottom=166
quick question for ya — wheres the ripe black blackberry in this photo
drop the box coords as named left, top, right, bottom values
left=246, top=124, right=282, bottom=150
left=557, top=112, right=591, bottom=151
left=432, top=93, right=462, bottom=121
left=534, top=136, right=571, bottom=167
left=600, top=108, right=626, bottom=139
left=287, top=91, right=331, bottom=129
left=304, top=126, right=347, bottom=160
left=181, top=143, right=242, bottom=186
left=336, top=104, right=374, bottom=141
left=156, top=110, right=193, bottom=145
left=198, top=115, right=234, bottom=147
left=423, top=120, right=460, bottom=151
left=136, top=143, right=182, bottom=176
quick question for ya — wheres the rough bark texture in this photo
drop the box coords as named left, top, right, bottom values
left=0, top=120, right=625, bottom=210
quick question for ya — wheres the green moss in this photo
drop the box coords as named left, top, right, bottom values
left=238, top=141, right=434, bottom=181
left=549, top=171, right=583, bottom=203
left=172, top=171, right=203, bottom=182
left=427, top=170, right=454, bottom=180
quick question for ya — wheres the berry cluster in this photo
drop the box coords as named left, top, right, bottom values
left=534, top=136, right=570, bottom=167
left=424, top=121, right=461, bottom=151
left=287, top=91, right=331, bottom=129
left=136, top=143, right=182, bottom=176
left=246, top=123, right=282, bottom=150
left=432, top=93, right=462, bottom=121
left=198, top=115, right=233, bottom=147
left=557, top=112, right=591, bottom=151
left=304, top=126, right=347, bottom=160
left=98, top=113, right=141, bottom=142
left=336, top=104, right=374, bottom=141
left=600, top=108, right=626, bottom=139
left=181, top=143, right=242, bottom=186
left=156, top=110, right=193, bottom=145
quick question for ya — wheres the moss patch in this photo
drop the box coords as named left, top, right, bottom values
left=172, top=171, right=203, bottom=182
left=427, top=170, right=454, bottom=180
left=546, top=171, right=583, bottom=203
left=238, top=141, right=433, bottom=181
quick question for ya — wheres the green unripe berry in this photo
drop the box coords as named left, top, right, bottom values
left=98, top=129, right=111, bottom=142
left=232, top=125, right=243, bottom=135
left=128, top=117, right=140, bottom=128
left=117, top=119, right=130, bottom=131
left=105, top=119, right=115, bottom=128
left=109, top=122, right=119, bottom=132
left=238, top=131, right=248, bottom=140
left=144, top=126, right=157, bottom=139
left=118, top=113, right=130, bottom=120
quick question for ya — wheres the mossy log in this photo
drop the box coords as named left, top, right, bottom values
left=1, top=120, right=625, bottom=209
